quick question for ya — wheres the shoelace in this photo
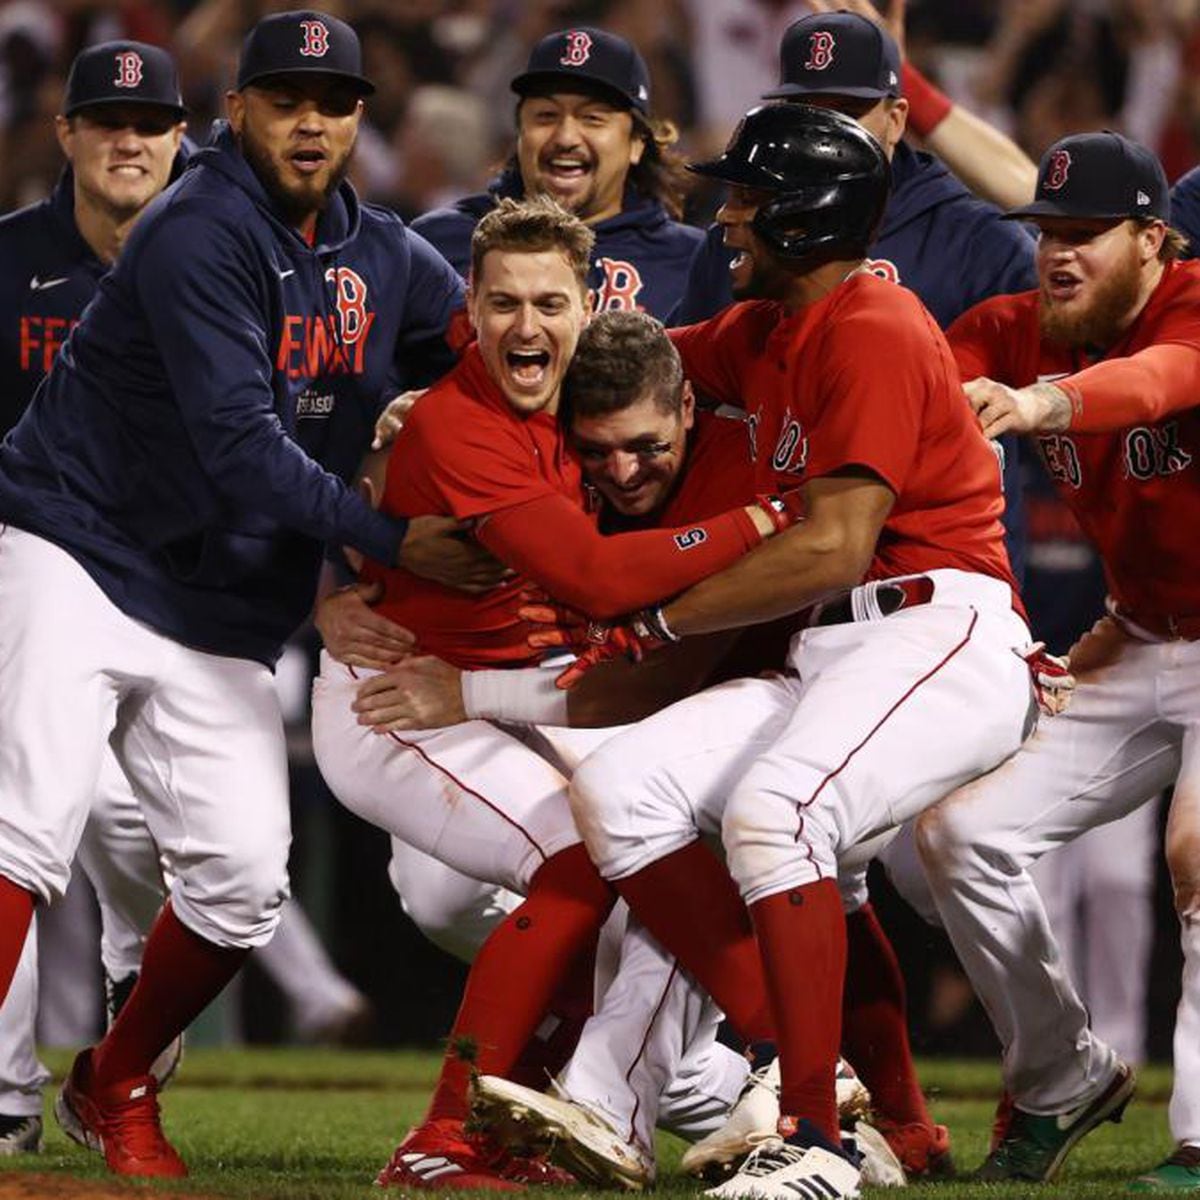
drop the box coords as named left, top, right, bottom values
left=737, top=1135, right=808, bottom=1177
left=739, top=1061, right=779, bottom=1101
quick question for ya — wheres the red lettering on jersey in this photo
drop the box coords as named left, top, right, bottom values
left=18, top=316, right=73, bottom=374
left=862, top=258, right=900, bottom=283
left=1044, top=150, right=1071, bottom=191
left=805, top=31, right=835, bottom=71
left=593, top=258, right=644, bottom=312
left=299, top=19, right=330, bottom=57
left=113, top=51, right=144, bottom=88
left=560, top=30, right=593, bottom=67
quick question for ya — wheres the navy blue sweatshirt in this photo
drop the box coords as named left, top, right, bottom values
left=1170, top=166, right=1200, bottom=259
left=675, top=142, right=1036, bottom=578
left=413, top=166, right=704, bottom=322
left=0, top=145, right=193, bottom=435
left=0, top=124, right=463, bottom=664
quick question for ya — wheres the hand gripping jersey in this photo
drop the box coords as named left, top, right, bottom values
left=672, top=271, right=1019, bottom=595
left=948, top=259, right=1200, bottom=635
left=413, top=168, right=704, bottom=322
left=361, top=345, right=764, bottom=669
left=0, top=123, right=463, bottom=664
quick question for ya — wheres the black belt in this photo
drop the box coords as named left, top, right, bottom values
left=811, top=576, right=935, bottom=627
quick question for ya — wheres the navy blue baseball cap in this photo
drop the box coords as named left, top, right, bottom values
left=64, top=41, right=186, bottom=118
left=512, top=28, right=650, bottom=115
left=1005, top=131, right=1169, bottom=223
left=764, top=12, right=901, bottom=102
left=237, top=10, right=374, bottom=95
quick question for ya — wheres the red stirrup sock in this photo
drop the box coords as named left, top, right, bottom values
left=843, top=903, right=933, bottom=1129
left=424, top=844, right=615, bottom=1124
left=614, top=839, right=775, bottom=1041
left=0, top=877, right=35, bottom=1002
left=93, top=900, right=248, bottom=1086
left=751, top=879, right=846, bottom=1144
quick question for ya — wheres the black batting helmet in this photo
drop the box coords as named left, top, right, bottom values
left=689, top=103, right=890, bottom=268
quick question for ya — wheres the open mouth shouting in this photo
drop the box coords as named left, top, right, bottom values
left=1044, top=268, right=1083, bottom=304
left=504, top=346, right=552, bottom=390
left=289, top=146, right=328, bottom=177
left=539, top=152, right=592, bottom=199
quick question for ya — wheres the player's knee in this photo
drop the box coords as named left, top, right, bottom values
left=172, top=843, right=290, bottom=949
left=914, top=798, right=974, bottom=876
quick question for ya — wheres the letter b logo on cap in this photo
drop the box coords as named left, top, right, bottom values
left=299, top=19, right=330, bottom=58
left=805, top=31, right=835, bottom=71
left=113, top=51, right=144, bottom=88
left=560, top=30, right=593, bottom=67
left=1044, top=149, right=1072, bottom=192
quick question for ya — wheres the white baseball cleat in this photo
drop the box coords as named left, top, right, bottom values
left=680, top=1057, right=780, bottom=1179
left=846, top=1121, right=906, bottom=1188
left=682, top=1057, right=871, bottom=1180
left=470, top=1074, right=654, bottom=1190
left=704, top=1136, right=862, bottom=1200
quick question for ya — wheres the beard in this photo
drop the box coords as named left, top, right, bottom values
left=239, top=127, right=354, bottom=226
left=1038, top=244, right=1143, bottom=349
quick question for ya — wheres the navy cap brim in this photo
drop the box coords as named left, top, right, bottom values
left=512, top=69, right=641, bottom=111
left=239, top=66, right=374, bottom=96
left=762, top=82, right=893, bottom=101
left=64, top=95, right=187, bottom=119
left=1001, top=200, right=1148, bottom=222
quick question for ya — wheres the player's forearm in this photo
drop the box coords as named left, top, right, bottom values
left=923, top=109, right=1037, bottom=210
left=1060, top=343, right=1200, bottom=432
left=662, top=521, right=869, bottom=638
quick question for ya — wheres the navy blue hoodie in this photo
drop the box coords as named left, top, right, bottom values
left=0, top=124, right=463, bottom=664
left=1170, top=166, right=1200, bottom=259
left=675, top=142, right=1035, bottom=577
left=413, top=166, right=704, bottom=322
left=0, top=145, right=193, bottom=435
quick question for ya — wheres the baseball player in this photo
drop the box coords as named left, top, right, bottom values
left=412, top=27, right=702, bottom=322
left=536, top=103, right=1035, bottom=1200
left=1170, top=166, right=1200, bottom=257
left=310, top=197, right=793, bottom=1189
left=675, top=9, right=1033, bottom=581
left=0, top=39, right=189, bottom=1157
left=0, top=9, right=468, bottom=1178
left=917, top=131, right=1199, bottom=1190
left=343, top=311, right=905, bottom=1191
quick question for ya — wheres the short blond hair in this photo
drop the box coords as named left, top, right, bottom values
left=470, top=195, right=595, bottom=292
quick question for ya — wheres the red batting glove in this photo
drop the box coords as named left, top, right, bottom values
left=754, top=490, right=806, bottom=534
left=518, top=598, right=591, bottom=651
left=1019, top=642, right=1076, bottom=716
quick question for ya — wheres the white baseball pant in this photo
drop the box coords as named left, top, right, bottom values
left=0, top=527, right=291, bottom=948
left=572, top=569, right=1032, bottom=902
left=917, top=616, right=1200, bottom=1143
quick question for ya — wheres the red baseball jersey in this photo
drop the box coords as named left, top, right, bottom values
left=364, top=346, right=762, bottom=668
left=949, top=260, right=1200, bottom=632
left=671, top=272, right=1017, bottom=592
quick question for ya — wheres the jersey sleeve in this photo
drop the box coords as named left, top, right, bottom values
left=135, top=209, right=404, bottom=566
left=475, top=491, right=762, bottom=620
left=385, top=392, right=559, bottom=520
left=1060, top=342, right=1200, bottom=431
left=385, top=226, right=464, bottom=395
left=800, top=291, right=934, bottom=494
left=669, top=307, right=753, bottom=408
left=946, top=295, right=1025, bottom=383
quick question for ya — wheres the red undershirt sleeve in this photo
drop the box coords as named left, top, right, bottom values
left=476, top=492, right=762, bottom=619
left=1060, top=341, right=1200, bottom=431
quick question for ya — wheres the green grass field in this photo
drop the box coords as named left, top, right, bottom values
left=0, top=1050, right=1181, bottom=1199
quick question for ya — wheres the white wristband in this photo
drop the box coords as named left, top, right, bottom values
left=461, top=667, right=569, bottom=726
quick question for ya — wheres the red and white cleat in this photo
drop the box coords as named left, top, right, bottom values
left=376, top=1119, right=524, bottom=1191
left=54, top=1048, right=187, bottom=1178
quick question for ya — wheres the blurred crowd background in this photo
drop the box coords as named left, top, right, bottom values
left=0, top=0, right=1192, bottom=1063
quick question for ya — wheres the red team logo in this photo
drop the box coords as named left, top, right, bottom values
left=592, top=258, right=644, bottom=312
left=276, top=268, right=375, bottom=379
left=805, top=32, right=835, bottom=71
left=113, top=51, right=144, bottom=88
left=325, top=267, right=372, bottom=344
left=299, top=19, right=331, bottom=58
left=560, top=30, right=593, bottom=67
left=1044, top=150, right=1072, bottom=191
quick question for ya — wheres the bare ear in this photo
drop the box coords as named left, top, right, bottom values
left=226, top=90, right=245, bottom=134
left=54, top=115, right=73, bottom=162
left=680, top=380, right=696, bottom=429
left=1140, top=220, right=1166, bottom=264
